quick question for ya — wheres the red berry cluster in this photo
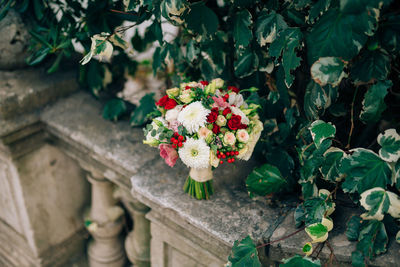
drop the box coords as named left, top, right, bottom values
left=217, top=150, right=239, bottom=164
left=170, top=132, right=185, bottom=149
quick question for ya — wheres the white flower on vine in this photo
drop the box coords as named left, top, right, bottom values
left=179, top=138, right=210, bottom=169
left=177, top=101, right=210, bottom=134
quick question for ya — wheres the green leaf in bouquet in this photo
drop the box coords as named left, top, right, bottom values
left=233, top=10, right=253, bottom=49
left=269, top=28, right=302, bottom=88
left=255, top=9, right=287, bottom=46
left=377, top=129, right=400, bottom=163
left=310, top=57, right=347, bottom=87
left=350, top=50, right=390, bottom=83
left=246, top=164, right=287, bottom=197
left=280, top=255, right=321, bottom=267
left=340, top=148, right=392, bottom=194
left=309, top=120, right=336, bottom=149
left=359, top=80, right=391, bottom=124
left=130, top=93, right=156, bottom=127
left=102, top=99, right=127, bottom=121
left=227, top=236, right=261, bottom=267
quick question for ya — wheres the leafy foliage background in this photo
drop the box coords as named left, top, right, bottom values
left=2, top=0, right=400, bottom=266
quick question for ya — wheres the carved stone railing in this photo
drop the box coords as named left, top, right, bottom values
left=1, top=69, right=399, bottom=267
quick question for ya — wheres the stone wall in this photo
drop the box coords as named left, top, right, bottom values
left=1, top=67, right=399, bottom=267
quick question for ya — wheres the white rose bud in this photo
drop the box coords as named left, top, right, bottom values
left=236, top=129, right=250, bottom=143
left=223, top=132, right=236, bottom=146
left=216, top=115, right=227, bottom=127
left=179, top=90, right=194, bottom=103
left=211, top=78, right=224, bottom=89
left=209, top=151, right=219, bottom=168
left=166, top=87, right=180, bottom=98
left=198, top=127, right=213, bottom=140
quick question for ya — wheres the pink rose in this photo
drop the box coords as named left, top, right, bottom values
left=159, top=144, right=179, bottom=167
left=212, top=96, right=229, bottom=109
left=168, top=120, right=181, bottom=132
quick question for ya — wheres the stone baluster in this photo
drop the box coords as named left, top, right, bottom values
left=124, top=199, right=151, bottom=267
left=86, top=171, right=126, bottom=267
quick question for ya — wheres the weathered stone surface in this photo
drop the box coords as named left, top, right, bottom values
left=0, top=9, right=30, bottom=70
left=0, top=68, right=78, bottom=119
left=269, top=207, right=399, bottom=267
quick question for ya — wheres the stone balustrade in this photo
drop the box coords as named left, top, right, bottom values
left=1, top=69, right=399, bottom=267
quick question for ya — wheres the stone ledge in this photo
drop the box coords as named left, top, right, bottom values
left=0, top=68, right=78, bottom=120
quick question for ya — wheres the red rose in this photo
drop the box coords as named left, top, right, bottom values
left=207, top=111, right=218, bottom=123
left=211, top=107, right=219, bottom=113
left=156, top=95, right=168, bottom=106
left=212, top=124, right=220, bottom=134
left=238, top=123, right=248, bottom=129
left=200, top=80, right=209, bottom=86
left=223, top=108, right=231, bottom=116
left=164, top=98, right=177, bottom=110
left=228, top=86, right=239, bottom=93
left=227, top=115, right=241, bottom=130
left=185, top=86, right=191, bottom=90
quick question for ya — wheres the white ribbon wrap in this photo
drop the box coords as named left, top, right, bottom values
left=189, top=166, right=213, bottom=182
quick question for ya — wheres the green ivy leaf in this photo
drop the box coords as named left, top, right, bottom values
left=396, top=230, right=400, bottom=244
left=379, top=14, right=400, bottom=54
left=306, top=9, right=375, bottom=64
left=304, top=80, right=338, bottom=120
left=310, top=57, right=347, bottom=87
left=341, top=148, right=392, bottom=194
left=340, top=0, right=391, bottom=14
left=350, top=50, right=391, bottom=83
left=359, top=188, right=390, bottom=221
left=305, top=223, right=328, bottom=243
left=356, top=220, right=388, bottom=261
left=377, top=129, right=400, bottom=163
left=307, top=0, right=331, bottom=23
left=309, top=120, right=336, bottom=149
left=130, top=93, right=156, bottom=126
left=346, top=216, right=364, bottom=241
left=103, top=98, right=127, bottom=121
left=228, top=236, right=261, bottom=267
left=320, top=147, right=345, bottom=182
left=280, top=255, right=321, bottom=267
left=246, top=164, right=287, bottom=197
left=351, top=250, right=365, bottom=267
left=394, top=161, right=400, bottom=190
left=233, top=10, right=253, bottom=49
left=185, top=2, right=218, bottom=37
left=270, top=28, right=303, bottom=88
left=359, top=80, right=392, bottom=124
left=234, top=49, right=259, bottom=78
left=255, top=9, right=287, bottom=46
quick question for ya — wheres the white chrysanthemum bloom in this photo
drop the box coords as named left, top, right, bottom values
left=177, top=101, right=210, bottom=134
left=179, top=138, right=210, bottom=169
left=231, top=106, right=250, bottom=125
left=165, top=105, right=183, bottom=123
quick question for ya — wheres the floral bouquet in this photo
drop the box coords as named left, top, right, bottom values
left=143, top=79, right=263, bottom=200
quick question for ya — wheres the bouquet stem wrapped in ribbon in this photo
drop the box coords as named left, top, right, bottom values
left=143, top=79, right=263, bottom=200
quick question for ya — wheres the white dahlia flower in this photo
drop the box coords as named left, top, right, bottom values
left=177, top=101, right=210, bottom=134
left=178, top=138, right=210, bottom=169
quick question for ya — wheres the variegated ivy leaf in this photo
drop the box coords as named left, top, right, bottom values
left=123, top=0, right=135, bottom=11
left=185, top=2, right=218, bottom=36
left=320, top=147, right=346, bottom=182
left=321, top=217, right=333, bottom=231
left=359, top=188, right=390, bottom=221
left=255, top=9, right=288, bottom=46
left=269, top=28, right=303, bottom=88
left=227, top=236, right=261, bottom=267
left=303, top=80, right=338, bottom=120
left=305, top=223, right=328, bottom=243
left=309, top=120, right=336, bottom=149
left=359, top=80, right=392, bottom=124
left=233, top=9, right=253, bottom=49
left=302, top=242, right=313, bottom=256
left=377, top=129, right=400, bottom=163
left=393, top=161, right=400, bottom=190
left=396, top=231, right=400, bottom=244
left=356, top=220, right=388, bottom=261
left=161, top=0, right=188, bottom=24
left=280, top=255, right=321, bottom=267
left=386, top=191, right=400, bottom=218
left=310, top=57, right=347, bottom=87
left=109, top=33, right=128, bottom=50
left=307, top=0, right=332, bottom=24
left=80, top=33, right=113, bottom=65
left=341, top=148, right=392, bottom=194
